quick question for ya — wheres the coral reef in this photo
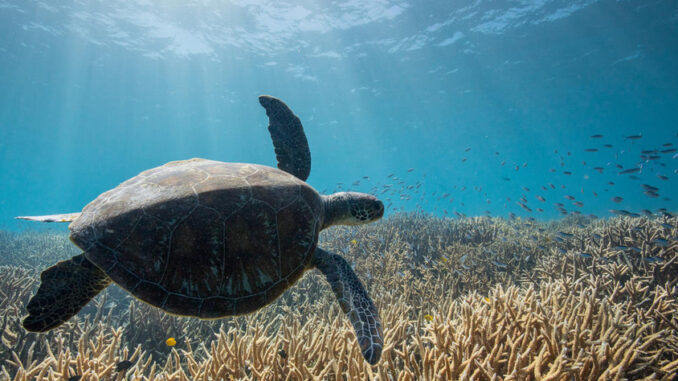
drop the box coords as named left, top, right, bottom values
left=1, top=213, right=676, bottom=380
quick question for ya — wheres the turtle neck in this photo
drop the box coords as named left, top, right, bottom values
left=321, top=193, right=351, bottom=229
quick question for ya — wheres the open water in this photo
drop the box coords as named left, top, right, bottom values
left=0, top=1, right=677, bottom=380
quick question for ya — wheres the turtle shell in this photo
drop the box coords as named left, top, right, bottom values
left=69, top=158, right=323, bottom=318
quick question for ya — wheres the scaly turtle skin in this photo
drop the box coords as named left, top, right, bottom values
left=21, top=96, right=385, bottom=365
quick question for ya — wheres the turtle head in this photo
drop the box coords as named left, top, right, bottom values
left=321, top=192, right=384, bottom=229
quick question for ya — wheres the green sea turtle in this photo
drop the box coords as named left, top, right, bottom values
left=18, top=96, right=384, bottom=364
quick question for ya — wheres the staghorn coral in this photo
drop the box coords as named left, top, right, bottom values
left=1, top=213, right=677, bottom=380
left=416, top=280, right=677, bottom=380
left=0, top=230, right=77, bottom=269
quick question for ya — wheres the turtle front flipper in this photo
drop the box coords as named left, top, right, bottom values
left=23, top=254, right=111, bottom=332
left=258, top=95, right=311, bottom=182
left=312, top=248, right=383, bottom=365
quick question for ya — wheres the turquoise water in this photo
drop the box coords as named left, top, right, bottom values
left=1, top=0, right=677, bottom=229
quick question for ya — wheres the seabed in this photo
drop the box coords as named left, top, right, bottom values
left=1, top=213, right=677, bottom=380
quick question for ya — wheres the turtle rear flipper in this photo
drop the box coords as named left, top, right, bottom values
left=258, top=95, right=311, bottom=182
left=312, top=248, right=383, bottom=365
left=16, top=212, right=81, bottom=223
left=23, top=254, right=111, bottom=332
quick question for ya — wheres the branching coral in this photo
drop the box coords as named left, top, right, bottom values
left=1, top=214, right=676, bottom=380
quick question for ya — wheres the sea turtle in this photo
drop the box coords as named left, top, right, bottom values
left=19, top=96, right=385, bottom=364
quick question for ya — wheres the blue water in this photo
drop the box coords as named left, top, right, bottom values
left=1, top=0, right=677, bottom=230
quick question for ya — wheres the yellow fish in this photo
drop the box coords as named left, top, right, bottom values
left=166, top=337, right=177, bottom=347
left=350, top=239, right=357, bottom=245
left=423, top=314, right=433, bottom=322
